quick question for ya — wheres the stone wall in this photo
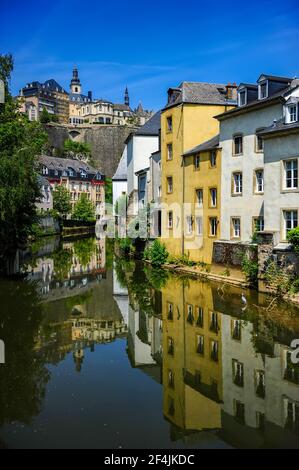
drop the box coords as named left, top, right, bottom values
left=46, top=124, right=138, bottom=178
left=212, top=240, right=257, bottom=266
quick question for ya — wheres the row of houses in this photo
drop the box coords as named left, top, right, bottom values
left=113, top=73, right=299, bottom=264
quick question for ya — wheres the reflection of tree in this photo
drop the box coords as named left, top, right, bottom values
left=0, top=280, right=50, bottom=425
left=73, top=238, right=95, bottom=268
left=52, top=247, right=73, bottom=281
left=143, top=265, right=169, bottom=290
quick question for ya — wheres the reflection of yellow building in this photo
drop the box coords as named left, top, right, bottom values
left=160, top=82, right=236, bottom=263
left=161, top=276, right=223, bottom=432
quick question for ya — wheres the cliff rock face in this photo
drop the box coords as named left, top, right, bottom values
left=46, top=124, right=138, bottom=177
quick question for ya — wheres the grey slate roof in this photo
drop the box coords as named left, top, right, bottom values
left=164, top=82, right=233, bottom=109
left=183, top=135, right=220, bottom=156
left=40, top=155, right=101, bottom=176
left=135, top=111, right=161, bottom=136
left=258, top=74, right=293, bottom=83
left=112, top=152, right=128, bottom=181
left=37, top=175, right=51, bottom=188
left=258, top=119, right=299, bottom=137
left=113, top=103, right=131, bottom=111
left=69, top=92, right=91, bottom=103
left=216, top=79, right=299, bottom=120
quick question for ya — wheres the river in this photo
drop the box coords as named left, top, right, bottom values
left=0, top=236, right=298, bottom=449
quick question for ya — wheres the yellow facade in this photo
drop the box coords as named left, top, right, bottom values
left=160, top=102, right=234, bottom=264
left=161, top=276, right=223, bottom=431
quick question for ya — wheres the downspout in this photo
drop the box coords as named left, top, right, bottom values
left=181, top=105, right=185, bottom=256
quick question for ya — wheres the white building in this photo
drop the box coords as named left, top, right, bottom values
left=112, top=147, right=128, bottom=211
left=217, top=75, right=299, bottom=243
left=126, top=111, right=161, bottom=220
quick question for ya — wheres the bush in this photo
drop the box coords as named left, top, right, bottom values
left=242, top=254, right=259, bottom=286
left=287, top=227, right=299, bottom=254
left=119, top=237, right=134, bottom=256
left=144, top=240, right=168, bottom=267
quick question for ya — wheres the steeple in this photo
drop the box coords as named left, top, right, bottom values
left=71, top=65, right=82, bottom=94
left=124, top=86, right=130, bottom=107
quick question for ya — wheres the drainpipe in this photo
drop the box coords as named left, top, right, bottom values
left=182, top=154, right=185, bottom=256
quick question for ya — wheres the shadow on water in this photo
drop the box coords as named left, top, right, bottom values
left=0, top=236, right=298, bottom=448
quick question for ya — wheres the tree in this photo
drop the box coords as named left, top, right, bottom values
left=53, top=185, right=71, bottom=219
left=105, top=177, right=113, bottom=204
left=39, top=107, right=59, bottom=124
left=73, top=193, right=95, bottom=222
left=0, top=54, right=48, bottom=267
left=63, top=139, right=91, bottom=162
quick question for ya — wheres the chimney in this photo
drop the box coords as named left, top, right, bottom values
left=226, top=82, right=238, bottom=102
left=88, top=91, right=92, bottom=102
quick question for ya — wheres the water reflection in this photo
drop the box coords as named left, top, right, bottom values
left=0, top=237, right=298, bottom=448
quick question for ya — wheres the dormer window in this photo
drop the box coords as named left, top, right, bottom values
left=238, top=90, right=247, bottom=107
left=259, top=81, right=268, bottom=100
left=286, top=104, right=298, bottom=123
left=42, top=165, right=48, bottom=175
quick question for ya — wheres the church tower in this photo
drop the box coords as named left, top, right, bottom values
left=124, top=86, right=130, bottom=107
left=70, top=66, right=82, bottom=94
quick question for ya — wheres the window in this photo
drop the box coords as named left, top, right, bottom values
left=233, top=135, right=243, bottom=155
left=196, top=189, right=203, bottom=206
left=168, top=337, right=174, bottom=356
left=168, top=397, right=175, bottom=417
left=232, top=218, right=241, bottom=238
left=167, top=211, right=173, bottom=229
left=167, top=116, right=173, bottom=132
left=186, top=216, right=193, bottom=235
left=238, top=90, right=247, bottom=106
left=255, top=169, right=264, bottom=193
left=42, top=165, right=48, bottom=175
left=210, top=188, right=217, bottom=207
left=194, top=154, right=200, bottom=170
left=233, top=172, right=243, bottom=195
left=286, top=104, right=298, bottom=123
left=196, top=335, right=204, bottom=355
left=255, top=370, right=266, bottom=398
left=284, top=159, right=298, bottom=189
left=168, top=370, right=175, bottom=389
left=285, top=400, right=299, bottom=432
left=166, top=176, right=173, bottom=193
left=233, top=360, right=244, bottom=387
left=209, top=217, right=218, bottom=237
left=196, top=216, right=203, bottom=236
left=167, top=302, right=173, bottom=320
left=210, top=312, right=219, bottom=333
left=232, top=319, right=242, bottom=341
left=284, top=210, right=298, bottom=237
left=196, top=307, right=204, bottom=327
left=235, top=400, right=245, bottom=424
left=256, top=134, right=264, bottom=152
left=285, top=351, right=299, bottom=384
left=256, top=412, right=265, bottom=432
left=167, top=143, right=173, bottom=160
left=253, top=217, right=264, bottom=232
left=210, top=340, right=219, bottom=362
left=210, top=151, right=217, bottom=167
left=187, top=304, right=194, bottom=324
left=259, top=81, right=268, bottom=99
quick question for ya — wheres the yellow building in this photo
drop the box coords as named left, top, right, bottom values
left=161, top=276, right=223, bottom=432
left=160, top=82, right=237, bottom=263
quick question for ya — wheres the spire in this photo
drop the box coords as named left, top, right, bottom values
left=70, top=65, right=82, bottom=94
left=124, top=86, right=130, bottom=107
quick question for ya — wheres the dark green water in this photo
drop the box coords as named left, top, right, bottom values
left=0, top=237, right=298, bottom=449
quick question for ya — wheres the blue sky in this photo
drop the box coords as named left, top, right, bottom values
left=1, top=0, right=299, bottom=110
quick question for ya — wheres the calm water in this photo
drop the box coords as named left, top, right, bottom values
left=0, top=236, right=299, bottom=449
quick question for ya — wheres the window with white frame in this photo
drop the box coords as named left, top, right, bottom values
left=167, top=211, right=173, bottom=229
left=167, top=116, right=173, bottom=132
left=196, top=335, right=204, bottom=355
left=42, top=165, right=48, bottom=175
left=196, top=216, right=203, bottom=236
left=186, top=216, right=193, bottom=235
left=284, top=210, right=298, bottom=237
left=286, top=104, right=298, bottom=123
left=196, top=189, right=203, bottom=206
left=255, top=169, right=264, bottom=193
left=194, top=154, right=200, bottom=170
left=167, top=176, right=173, bottom=193
left=167, top=143, right=173, bottom=160
left=253, top=217, right=264, bottom=232
left=209, top=217, right=218, bottom=237
left=233, top=172, right=243, bottom=195
left=233, top=135, right=243, bottom=155
left=256, top=133, right=264, bottom=152
left=284, top=159, right=298, bottom=189
left=238, top=90, right=247, bottom=106
left=210, top=151, right=217, bottom=167
left=259, top=81, right=268, bottom=99
left=210, top=188, right=217, bottom=207
left=232, top=218, right=241, bottom=238
left=233, top=360, right=244, bottom=387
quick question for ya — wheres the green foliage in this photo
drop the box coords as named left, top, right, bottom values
left=39, top=107, right=58, bottom=124
left=52, top=247, right=73, bottom=281
left=115, top=193, right=127, bottom=215
left=287, top=227, right=299, bottom=254
left=241, top=254, right=259, bottom=286
left=144, top=240, right=168, bottom=267
left=72, top=193, right=95, bottom=222
left=264, top=260, right=296, bottom=297
left=73, top=238, right=95, bottom=267
left=63, top=139, right=91, bottom=160
left=105, top=177, right=113, bottom=204
left=53, top=185, right=71, bottom=219
left=0, top=54, right=48, bottom=263
left=167, top=253, right=199, bottom=268
left=118, top=237, right=135, bottom=256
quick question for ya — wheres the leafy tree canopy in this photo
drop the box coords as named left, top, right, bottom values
left=53, top=184, right=72, bottom=219
left=73, top=193, right=95, bottom=222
